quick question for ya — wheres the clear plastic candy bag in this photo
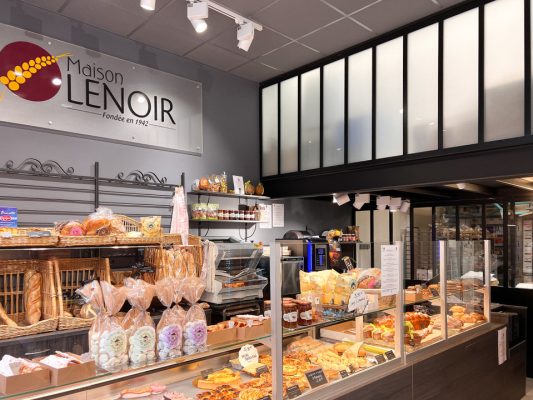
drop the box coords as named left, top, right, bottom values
left=156, top=278, right=183, bottom=360
left=123, top=278, right=156, bottom=366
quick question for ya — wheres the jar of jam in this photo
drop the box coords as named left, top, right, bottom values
left=239, top=210, right=245, bottom=220
left=282, top=301, right=298, bottom=329
left=296, top=300, right=313, bottom=326
left=229, top=210, right=236, bottom=220
left=217, top=209, right=224, bottom=220
left=264, top=300, right=271, bottom=318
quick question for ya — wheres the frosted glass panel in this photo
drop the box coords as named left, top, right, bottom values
left=348, top=49, right=372, bottom=162
left=301, top=69, right=320, bottom=170
left=408, top=24, right=438, bottom=153
left=323, top=60, right=345, bottom=167
left=443, top=9, right=478, bottom=148
left=261, top=84, right=278, bottom=176
left=485, top=0, right=524, bottom=141
left=376, top=38, right=403, bottom=159
left=280, top=77, right=298, bottom=173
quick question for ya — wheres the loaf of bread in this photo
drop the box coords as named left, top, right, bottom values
left=0, top=302, right=17, bottom=327
left=24, top=268, right=42, bottom=325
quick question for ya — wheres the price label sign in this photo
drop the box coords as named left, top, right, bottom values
left=375, top=354, right=386, bottom=364
left=348, top=289, right=369, bottom=314
left=287, top=385, right=302, bottom=399
left=238, top=344, right=259, bottom=367
left=305, top=368, right=328, bottom=389
left=385, top=350, right=396, bottom=361
left=256, top=365, right=269, bottom=375
left=339, top=369, right=349, bottom=378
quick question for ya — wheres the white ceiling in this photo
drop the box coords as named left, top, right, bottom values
left=20, top=0, right=465, bottom=82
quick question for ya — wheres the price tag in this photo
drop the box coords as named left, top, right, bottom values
left=375, top=354, right=386, bottom=364
left=430, top=288, right=439, bottom=297
left=342, top=256, right=354, bottom=270
left=238, top=344, right=259, bottom=367
left=305, top=368, right=328, bottom=389
left=200, top=368, right=213, bottom=379
left=385, top=350, right=396, bottom=361
left=339, top=369, right=349, bottom=378
left=256, top=365, right=269, bottom=375
left=287, top=385, right=302, bottom=399
left=347, top=290, right=369, bottom=313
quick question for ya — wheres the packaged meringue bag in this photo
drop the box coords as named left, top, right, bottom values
left=123, top=278, right=156, bottom=366
left=91, top=281, right=128, bottom=371
left=75, top=280, right=104, bottom=361
left=181, top=267, right=207, bottom=355
left=155, top=277, right=183, bottom=360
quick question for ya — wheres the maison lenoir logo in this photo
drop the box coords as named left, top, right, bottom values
left=0, top=41, right=66, bottom=102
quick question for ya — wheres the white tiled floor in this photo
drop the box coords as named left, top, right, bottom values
left=522, top=378, right=533, bottom=399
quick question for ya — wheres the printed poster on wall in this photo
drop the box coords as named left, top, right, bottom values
left=272, top=203, right=284, bottom=228
left=381, top=244, right=400, bottom=296
left=259, top=204, right=272, bottom=229
left=0, top=22, right=202, bottom=154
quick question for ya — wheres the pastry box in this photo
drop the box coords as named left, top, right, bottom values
left=207, top=327, right=238, bottom=346
left=404, top=290, right=424, bottom=303
left=0, top=368, right=50, bottom=395
left=236, top=323, right=266, bottom=341
left=34, top=354, right=96, bottom=386
left=320, top=320, right=362, bottom=342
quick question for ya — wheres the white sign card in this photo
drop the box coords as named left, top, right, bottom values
left=272, top=203, right=285, bottom=227
left=0, top=23, right=202, bottom=154
left=381, top=245, right=401, bottom=296
left=233, top=176, right=244, bottom=195
left=238, top=344, right=259, bottom=367
left=348, top=289, right=369, bottom=313
left=498, top=327, right=507, bottom=365
left=259, top=204, right=272, bottom=229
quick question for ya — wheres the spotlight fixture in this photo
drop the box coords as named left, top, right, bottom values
left=389, top=197, right=402, bottom=212
left=237, top=20, right=254, bottom=51
left=456, top=182, right=467, bottom=190
left=400, top=200, right=411, bottom=213
left=187, top=0, right=209, bottom=33
left=333, top=193, right=350, bottom=206
left=140, top=0, right=156, bottom=11
left=353, top=193, right=370, bottom=210
left=185, top=1, right=263, bottom=50
left=376, top=196, right=390, bottom=211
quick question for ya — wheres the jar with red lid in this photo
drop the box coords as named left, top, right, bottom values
left=282, top=301, right=298, bottom=329
left=217, top=209, right=224, bottom=220
left=296, top=300, right=313, bottom=326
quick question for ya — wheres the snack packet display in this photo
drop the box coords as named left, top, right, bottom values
left=123, top=278, right=156, bottom=366
left=55, top=220, right=86, bottom=236
left=356, top=268, right=381, bottom=289
left=156, top=278, right=183, bottom=360
left=181, top=264, right=207, bottom=355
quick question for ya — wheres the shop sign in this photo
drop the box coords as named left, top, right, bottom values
left=0, top=208, right=17, bottom=228
left=0, top=23, right=202, bottom=154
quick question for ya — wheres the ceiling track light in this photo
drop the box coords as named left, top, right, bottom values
left=185, top=0, right=263, bottom=51
left=187, top=0, right=209, bottom=33
left=140, top=0, right=156, bottom=11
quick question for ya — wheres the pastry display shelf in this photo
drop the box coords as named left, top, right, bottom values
left=0, top=331, right=273, bottom=400
left=404, top=295, right=440, bottom=306
left=188, top=190, right=270, bottom=201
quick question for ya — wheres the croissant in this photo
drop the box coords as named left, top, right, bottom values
left=24, top=268, right=42, bottom=325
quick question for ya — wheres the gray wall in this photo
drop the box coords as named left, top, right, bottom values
left=0, top=0, right=350, bottom=243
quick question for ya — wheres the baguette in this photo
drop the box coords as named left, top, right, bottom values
left=24, top=268, right=42, bottom=325
left=0, top=302, right=17, bottom=327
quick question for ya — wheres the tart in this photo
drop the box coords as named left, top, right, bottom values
left=195, top=368, right=241, bottom=390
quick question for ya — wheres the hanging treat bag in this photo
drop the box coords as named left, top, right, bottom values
left=76, top=280, right=105, bottom=361
left=181, top=261, right=207, bottom=355
left=156, top=277, right=183, bottom=360
left=94, top=281, right=128, bottom=371
left=124, top=278, right=156, bottom=366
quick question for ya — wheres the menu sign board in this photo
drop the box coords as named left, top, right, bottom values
left=0, top=23, right=202, bottom=154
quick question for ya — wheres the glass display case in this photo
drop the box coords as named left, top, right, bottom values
left=269, top=241, right=403, bottom=399
left=0, top=239, right=492, bottom=400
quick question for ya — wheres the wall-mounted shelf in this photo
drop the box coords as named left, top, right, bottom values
left=188, top=190, right=270, bottom=201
